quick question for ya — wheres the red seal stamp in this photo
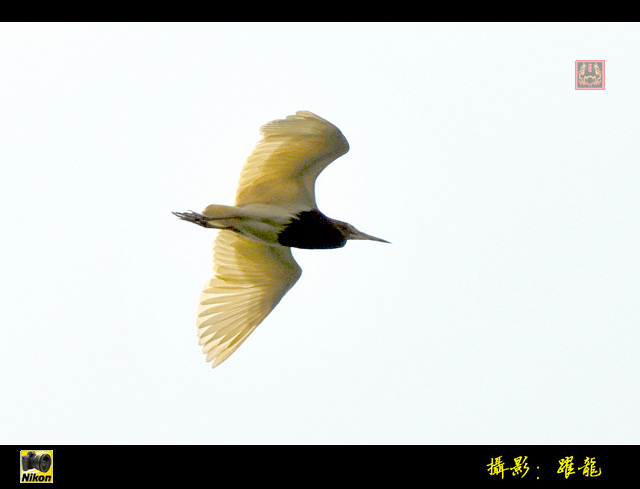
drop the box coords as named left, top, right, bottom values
left=575, top=60, right=605, bottom=90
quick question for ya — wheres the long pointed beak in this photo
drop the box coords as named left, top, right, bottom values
left=349, top=228, right=391, bottom=244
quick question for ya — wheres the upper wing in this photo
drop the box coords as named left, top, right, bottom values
left=235, top=111, right=349, bottom=210
left=197, top=230, right=302, bottom=367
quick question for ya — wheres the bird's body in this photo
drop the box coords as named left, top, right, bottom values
left=174, top=111, right=388, bottom=367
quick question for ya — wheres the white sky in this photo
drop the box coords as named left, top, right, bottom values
left=2, top=22, right=638, bottom=444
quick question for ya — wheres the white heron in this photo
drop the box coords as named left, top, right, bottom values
left=173, top=111, right=389, bottom=367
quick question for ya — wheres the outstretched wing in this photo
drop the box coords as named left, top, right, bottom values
left=235, top=111, right=349, bottom=210
left=197, top=230, right=302, bottom=367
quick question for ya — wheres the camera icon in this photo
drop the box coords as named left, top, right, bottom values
left=21, top=451, right=52, bottom=473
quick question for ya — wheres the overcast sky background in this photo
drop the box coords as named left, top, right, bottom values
left=2, top=23, right=638, bottom=444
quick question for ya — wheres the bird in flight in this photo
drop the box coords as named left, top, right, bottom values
left=173, top=111, right=389, bottom=368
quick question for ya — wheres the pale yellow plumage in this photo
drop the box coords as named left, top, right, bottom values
left=196, top=111, right=347, bottom=367
left=197, top=229, right=301, bottom=367
left=234, top=111, right=349, bottom=209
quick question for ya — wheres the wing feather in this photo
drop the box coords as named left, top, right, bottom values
left=197, top=230, right=302, bottom=367
left=234, top=111, right=349, bottom=210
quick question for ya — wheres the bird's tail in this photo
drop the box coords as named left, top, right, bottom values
left=196, top=204, right=240, bottom=229
left=172, top=205, right=240, bottom=229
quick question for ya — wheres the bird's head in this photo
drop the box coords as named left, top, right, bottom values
left=334, top=220, right=390, bottom=244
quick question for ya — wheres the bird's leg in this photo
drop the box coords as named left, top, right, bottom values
left=172, top=210, right=214, bottom=228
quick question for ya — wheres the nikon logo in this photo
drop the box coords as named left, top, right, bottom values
left=22, top=473, right=52, bottom=483
left=20, top=450, right=53, bottom=484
